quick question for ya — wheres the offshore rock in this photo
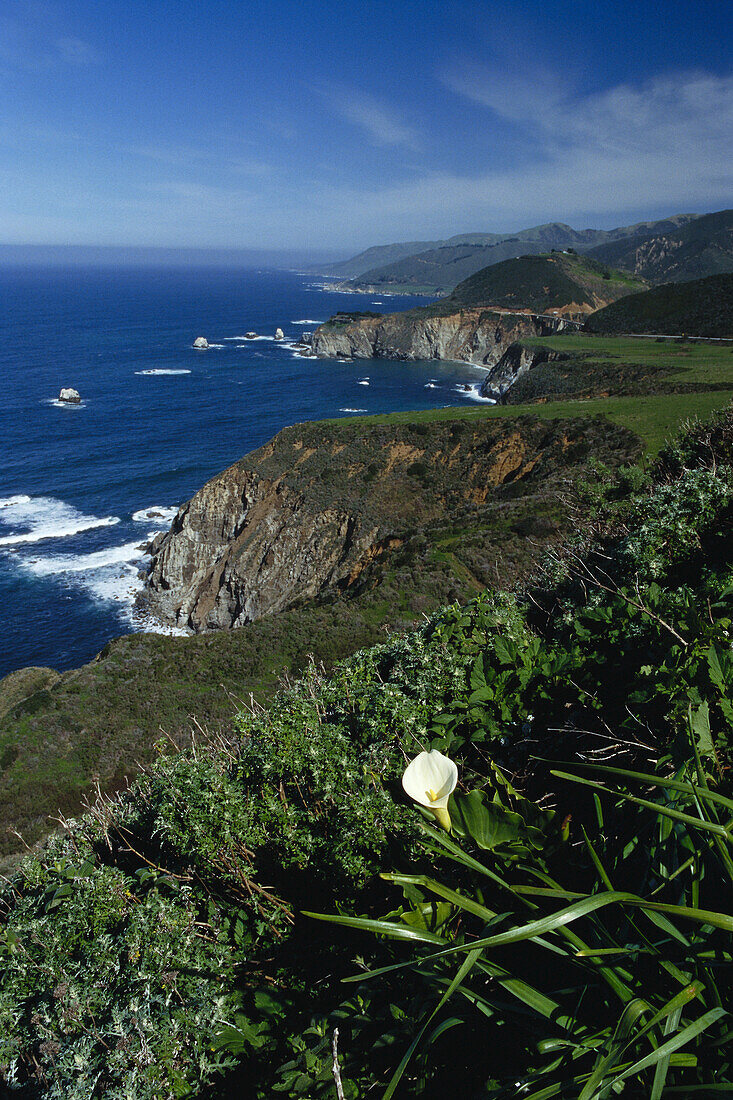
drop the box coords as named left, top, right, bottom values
left=274, top=327, right=285, bottom=340
left=58, top=387, right=81, bottom=403
left=144, top=414, right=640, bottom=632
left=193, top=337, right=209, bottom=349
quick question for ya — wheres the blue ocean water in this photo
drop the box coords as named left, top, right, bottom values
left=0, top=265, right=489, bottom=677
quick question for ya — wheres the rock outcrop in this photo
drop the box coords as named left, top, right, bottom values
left=274, top=327, right=285, bottom=340
left=310, top=308, right=577, bottom=368
left=58, top=387, right=81, bottom=403
left=479, top=343, right=569, bottom=400
left=193, top=337, right=209, bottom=349
left=144, top=414, right=640, bottom=632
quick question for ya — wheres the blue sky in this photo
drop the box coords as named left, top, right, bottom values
left=1, top=0, right=731, bottom=256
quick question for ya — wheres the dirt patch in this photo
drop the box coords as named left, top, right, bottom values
left=383, top=442, right=425, bottom=474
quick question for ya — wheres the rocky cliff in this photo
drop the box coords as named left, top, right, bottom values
left=310, top=307, right=576, bottom=366
left=144, top=413, right=640, bottom=632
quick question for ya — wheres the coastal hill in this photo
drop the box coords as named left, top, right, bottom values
left=585, top=272, right=733, bottom=338
left=586, top=208, right=733, bottom=284
left=447, top=250, right=645, bottom=314
left=4, top=332, right=733, bottom=863
left=0, top=408, right=641, bottom=860
left=2, top=404, right=732, bottom=1097
left=310, top=253, right=645, bottom=365
left=332, top=213, right=699, bottom=294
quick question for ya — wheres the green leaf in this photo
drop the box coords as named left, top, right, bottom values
left=449, top=790, right=525, bottom=850
left=690, top=701, right=715, bottom=760
left=613, top=1007, right=727, bottom=1085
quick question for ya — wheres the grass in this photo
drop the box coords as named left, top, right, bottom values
left=323, top=392, right=732, bottom=458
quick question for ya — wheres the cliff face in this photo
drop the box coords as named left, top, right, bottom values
left=479, top=343, right=569, bottom=399
left=144, top=414, right=640, bottom=632
left=310, top=308, right=576, bottom=366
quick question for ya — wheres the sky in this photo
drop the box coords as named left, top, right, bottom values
left=1, top=0, right=731, bottom=258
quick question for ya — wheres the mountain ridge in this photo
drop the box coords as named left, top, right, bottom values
left=321, top=213, right=700, bottom=290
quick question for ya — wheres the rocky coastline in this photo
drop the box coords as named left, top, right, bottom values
left=306, top=306, right=579, bottom=399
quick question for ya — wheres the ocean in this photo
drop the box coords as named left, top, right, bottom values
left=0, top=265, right=490, bottom=678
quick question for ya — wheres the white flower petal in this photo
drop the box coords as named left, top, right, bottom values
left=402, top=750, right=458, bottom=810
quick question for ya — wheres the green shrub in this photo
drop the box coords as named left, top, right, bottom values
left=1, top=410, right=733, bottom=1097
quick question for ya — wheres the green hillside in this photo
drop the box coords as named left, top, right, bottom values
left=3, top=337, right=733, bottom=868
left=584, top=272, right=733, bottom=337
left=342, top=215, right=698, bottom=293
left=588, top=209, right=733, bottom=284
left=1, top=406, right=732, bottom=1098
left=447, top=251, right=645, bottom=314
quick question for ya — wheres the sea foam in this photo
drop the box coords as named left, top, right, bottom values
left=458, top=383, right=497, bottom=404
left=135, top=368, right=192, bottom=376
left=0, top=496, right=120, bottom=546
left=132, top=505, right=179, bottom=525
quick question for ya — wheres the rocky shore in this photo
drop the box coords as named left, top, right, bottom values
left=307, top=306, right=579, bottom=399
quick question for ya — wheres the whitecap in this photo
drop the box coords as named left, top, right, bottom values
left=357, top=380, right=370, bottom=386
left=457, top=383, right=496, bottom=404
left=424, top=383, right=437, bottom=389
left=132, top=505, right=179, bottom=525
left=339, top=408, right=367, bottom=413
left=135, top=369, right=192, bottom=376
left=15, top=541, right=154, bottom=621
left=24, top=540, right=147, bottom=577
left=45, top=398, right=86, bottom=409
left=0, top=496, right=120, bottom=546
left=292, top=319, right=324, bottom=325
left=222, top=335, right=273, bottom=342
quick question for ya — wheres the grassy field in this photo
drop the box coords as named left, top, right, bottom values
left=323, top=332, right=733, bottom=457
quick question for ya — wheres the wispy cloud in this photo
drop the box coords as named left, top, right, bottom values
left=129, top=144, right=275, bottom=178
left=320, top=86, right=421, bottom=150
left=55, top=35, right=101, bottom=65
left=0, top=3, right=102, bottom=70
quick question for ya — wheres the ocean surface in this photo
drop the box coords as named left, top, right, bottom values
left=0, top=265, right=490, bottom=678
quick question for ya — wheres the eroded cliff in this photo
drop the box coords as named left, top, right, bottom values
left=310, top=306, right=575, bottom=366
left=144, top=413, right=641, bottom=632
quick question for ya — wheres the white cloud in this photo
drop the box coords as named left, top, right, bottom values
left=321, top=87, right=420, bottom=150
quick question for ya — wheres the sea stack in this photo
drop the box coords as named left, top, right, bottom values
left=193, top=336, right=209, bottom=349
left=58, top=387, right=81, bottom=404
left=244, top=331, right=257, bottom=339
left=274, top=327, right=285, bottom=340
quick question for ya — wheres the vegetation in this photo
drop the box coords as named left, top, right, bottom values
left=340, top=215, right=699, bottom=294
left=1, top=404, right=732, bottom=1097
left=3, top=333, right=732, bottom=865
left=446, top=252, right=645, bottom=314
left=584, top=273, right=733, bottom=337
left=504, top=331, right=733, bottom=410
left=587, top=209, right=733, bottom=285
left=0, top=413, right=638, bottom=864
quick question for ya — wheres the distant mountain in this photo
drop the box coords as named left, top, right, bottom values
left=585, top=273, right=733, bottom=338
left=446, top=251, right=646, bottom=316
left=317, top=240, right=445, bottom=278
left=587, top=210, right=733, bottom=284
left=331, top=215, right=699, bottom=292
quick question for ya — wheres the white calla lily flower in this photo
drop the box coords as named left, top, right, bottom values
left=402, top=750, right=458, bottom=831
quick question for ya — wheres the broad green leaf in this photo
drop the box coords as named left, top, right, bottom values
left=450, top=789, right=526, bottom=850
